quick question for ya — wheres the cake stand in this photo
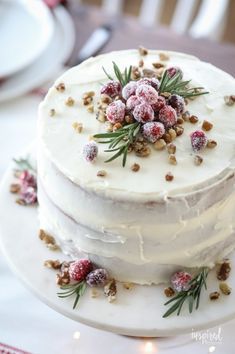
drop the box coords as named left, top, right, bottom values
left=1, top=153, right=235, bottom=337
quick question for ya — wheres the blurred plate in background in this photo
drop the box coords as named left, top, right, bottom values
left=0, top=5, right=75, bottom=103
left=0, top=0, right=54, bottom=78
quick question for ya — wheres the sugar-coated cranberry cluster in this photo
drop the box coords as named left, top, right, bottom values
left=100, top=70, right=185, bottom=144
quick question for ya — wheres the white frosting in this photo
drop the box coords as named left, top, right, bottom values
left=38, top=49, right=235, bottom=201
left=37, top=49, right=235, bottom=284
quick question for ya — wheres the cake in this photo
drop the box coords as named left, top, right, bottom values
left=38, top=49, right=235, bottom=285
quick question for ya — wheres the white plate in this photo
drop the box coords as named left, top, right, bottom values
left=1, top=147, right=235, bottom=337
left=0, top=0, right=54, bottom=78
left=0, top=6, right=75, bottom=103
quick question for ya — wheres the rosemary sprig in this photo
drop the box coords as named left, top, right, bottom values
left=13, top=157, right=36, bottom=172
left=102, top=61, right=132, bottom=87
left=94, top=122, right=140, bottom=167
left=159, top=70, right=209, bottom=99
left=57, top=281, right=86, bottom=309
left=163, top=267, right=209, bottom=318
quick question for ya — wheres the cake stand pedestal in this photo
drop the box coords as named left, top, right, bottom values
left=1, top=154, right=235, bottom=337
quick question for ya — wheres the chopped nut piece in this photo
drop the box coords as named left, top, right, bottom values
left=83, top=97, right=93, bottom=106
left=207, top=139, right=217, bottom=149
left=152, top=62, right=165, bottom=69
left=104, top=279, right=117, bottom=302
left=49, top=108, right=56, bottom=117
left=56, top=270, right=70, bottom=286
left=202, top=120, right=213, bottom=131
left=164, top=287, right=175, bottom=297
left=217, top=260, right=231, bottom=281
left=135, top=146, right=151, bottom=157
left=72, top=122, right=83, bottom=133
left=167, top=143, right=176, bottom=154
left=138, top=59, right=144, bottom=67
left=165, top=172, right=174, bottom=182
left=87, top=104, right=94, bottom=113
left=55, top=82, right=65, bottom=92
left=168, top=154, right=177, bottom=165
left=142, top=68, right=157, bottom=78
left=209, top=291, right=220, bottom=301
left=159, top=52, right=169, bottom=61
left=83, top=91, right=95, bottom=99
left=96, top=111, right=106, bottom=122
left=113, top=122, right=122, bottom=131
left=39, top=229, right=60, bottom=251
left=65, top=97, right=75, bottom=106
left=123, top=282, right=134, bottom=290
left=97, top=170, right=107, bottom=177
left=162, top=132, right=172, bottom=144
left=174, top=125, right=184, bottom=136
left=105, top=122, right=113, bottom=132
left=125, top=114, right=134, bottom=124
left=90, top=288, right=99, bottom=298
left=189, top=115, right=199, bottom=124
left=44, top=259, right=62, bottom=269
left=177, top=117, right=184, bottom=125
left=131, top=163, right=140, bottom=172
left=16, top=198, right=26, bottom=205
left=10, top=183, right=21, bottom=194
left=182, top=111, right=190, bottom=121
left=194, top=155, right=203, bottom=166
left=131, top=66, right=141, bottom=80
left=168, top=128, right=177, bottom=141
left=138, top=46, right=148, bottom=56
left=100, top=94, right=112, bottom=104
left=161, top=92, right=171, bottom=98
left=224, top=95, right=235, bottom=106
left=219, top=282, right=231, bottom=295
left=153, top=139, right=166, bottom=150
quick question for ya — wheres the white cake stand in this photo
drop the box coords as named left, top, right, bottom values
left=1, top=159, right=235, bottom=337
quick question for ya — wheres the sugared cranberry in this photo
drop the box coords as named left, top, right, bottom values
left=86, top=268, right=109, bottom=287
left=166, top=67, right=183, bottom=79
left=69, top=259, right=93, bottom=282
left=100, top=81, right=121, bottom=98
left=122, top=81, right=137, bottom=100
left=83, top=142, right=98, bottom=162
left=171, top=271, right=192, bottom=292
left=126, top=95, right=141, bottom=111
left=190, top=130, right=207, bottom=152
left=137, top=77, right=160, bottom=91
left=159, top=105, right=177, bottom=128
left=136, top=84, right=159, bottom=105
left=151, top=96, right=166, bottom=112
left=133, top=102, right=154, bottom=123
left=106, top=100, right=125, bottom=123
left=20, top=186, right=37, bottom=205
left=19, top=170, right=37, bottom=188
left=168, top=94, right=185, bottom=116
left=142, top=122, right=165, bottom=143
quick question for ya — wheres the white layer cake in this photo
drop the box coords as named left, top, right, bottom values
left=38, top=49, right=235, bottom=285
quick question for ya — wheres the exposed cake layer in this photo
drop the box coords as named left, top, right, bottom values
left=38, top=148, right=235, bottom=284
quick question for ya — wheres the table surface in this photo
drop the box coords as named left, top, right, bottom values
left=1, top=4, right=235, bottom=354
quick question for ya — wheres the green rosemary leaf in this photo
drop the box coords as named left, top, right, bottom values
left=13, top=157, right=35, bottom=172
left=102, top=66, right=113, bottom=81
left=127, top=65, right=132, bottom=82
left=122, top=145, right=129, bottom=167
left=105, top=145, right=126, bottom=163
left=57, top=281, right=86, bottom=310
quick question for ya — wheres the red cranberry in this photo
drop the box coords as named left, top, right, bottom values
left=122, top=81, right=137, bottom=100
left=106, top=100, right=125, bottom=123
left=190, top=130, right=207, bottom=152
left=126, top=95, right=141, bottom=111
left=166, top=67, right=183, bottom=79
left=83, top=142, right=98, bottom=162
left=159, top=105, right=177, bottom=128
left=168, top=94, right=185, bottom=116
left=136, top=84, right=159, bottom=105
left=137, top=77, right=160, bottom=91
left=151, top=96, right=166, bottom=112
left=142, top=122, right=165, bottom=143
left=100, top=81, right=121, bottom=98
left=171, top=271, right=192, bottom=292
left=133, top=102, right=154, bottom=123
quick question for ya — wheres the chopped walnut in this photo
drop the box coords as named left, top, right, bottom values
left=65, top=97, right=75, bottom=106
left=135, top=146, right=151, bottom=157
left=131, top=163, right=140, bottom=172
left=153, top=139, right=166, bottom=150
left=202, top=120, right=213, bottom=131
left=194, top=155, right=203, bottom=166
left=125, top=114, right=134, bottom=124
left=142, top=68, right=157, bottom=78
left=217, top=260, right=231, bottom=281
left=164, top=287, right=175, bottom=297
left=131, top=66, right=141, bottom=80
left=138, top=59, right=144, bottom=67
left=168, top=154, right=177, bottom=165
left=104, top=279, right=117, bottom=302
left=16, top=198, right=26, bottom=205
left=219, top=282, right=231, bottom=295
left=39, top=229, right=60, bottom=251
left=44, top=259, right=62, bottom=270
left=165, top=172, right=174, bottom=181
left=100, top=94, right=112, bottom=104
left=207, top=139, right=217, bottom=149
left=49, top=108, right=56, bottom=117
left=96, top=111, right=106, bottom=123
left=152, top=62, right=165, bottom=69
left=182, top=111, right=190, bottom=121
left=72, top=122, right=83, bottom=133
left=162, top=132, right=172, bottom=144
left=10, top=183, right=21, bottom=194
left=105, top=122, right=114, bottom=132
left=55, top=82, right=65, bottom=92
left=167, top=143, right=176, bottom=154
left=97, top=170, right=107, bottom=177
left=189, top=115, right=199, bottom=124
left=224, top=95, right=235, bottom=106
left=209, top=291, right=220, bottom=300
left=83, top=96, right=93, bottom=106
left=113, top=122, right=122, bottom=131
left=174, top=125, right=184, bottom=136
left=83, top=91, right=95, bottom=99
left=56, top=270, right=70, bottom=286
left=168, top=128, right=177, bottom=141
left=160, top=92, right=171, bottom=98
left=138, top=46, right=148, bottom=56
left=177, top=117, right=184, bottom=125
left=159, top=52, right=169, bottom=61
left=87, top=104, right=94, bottom=113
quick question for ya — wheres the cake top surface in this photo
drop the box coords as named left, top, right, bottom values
left=38, top=49, right=235, bottom=201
